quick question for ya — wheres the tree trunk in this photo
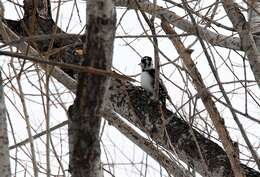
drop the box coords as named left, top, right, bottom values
left=0, top=2, right=12, bottom=177
left=0, top=1, right=258, bottom=177
left=1, top=15, right=259, bottom=177
left=248, top=0, right=260, bottom=35
left=222, top=0, right=260, bottom=87
left=108, top=79, right=259, bottom=177
left=0, top=71, right=11, bottom=177
left=68, top=0, right=116, bottom=177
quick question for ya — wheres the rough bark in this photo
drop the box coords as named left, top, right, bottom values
left=0, top=71, right=11, bottom=177
left=0, top=1, right=259, bottom=177
left=103, top=110, right=192, bottom=177
left=68, top=0, right=116, bottom=177
left=108, top=79, right=260, bottom=177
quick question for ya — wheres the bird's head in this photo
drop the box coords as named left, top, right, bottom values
left=139, top=56, right=153, bottom=71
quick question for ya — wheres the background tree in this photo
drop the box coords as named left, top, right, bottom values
left=0, top=0, right=259, bottom=177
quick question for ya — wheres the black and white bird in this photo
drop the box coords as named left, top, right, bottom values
left=139, top=56, right=170, bottom=107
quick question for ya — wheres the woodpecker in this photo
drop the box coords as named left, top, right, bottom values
left=139, top=56, right=170, bottom=107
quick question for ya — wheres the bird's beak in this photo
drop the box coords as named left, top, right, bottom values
left=138, top=63, right=141, bottom=66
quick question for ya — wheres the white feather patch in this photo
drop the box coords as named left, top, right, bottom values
left=141, top=71, right=153, bottom=93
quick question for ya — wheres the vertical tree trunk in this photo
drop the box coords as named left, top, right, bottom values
left=0, top=71, right=11, bottom=177
left=248, top=0, right=260, bottom=35
left=0, top=2, right=11, bottom=176
left=222, top=0, right=260, bottom=88
left=68, top=0, right=116, bottom=177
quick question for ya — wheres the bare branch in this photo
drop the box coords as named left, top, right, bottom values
left=115, top=0, right=241, bottom=50
left=161, top=20, right=245, bottom=177
left=222, top=0, right=260, bottom=88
